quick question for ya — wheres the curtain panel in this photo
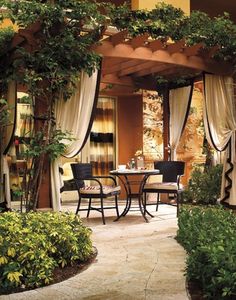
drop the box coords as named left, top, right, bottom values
left=203, top=74, right=236, bottom=207
left=169, top=84, right=193, bottom=160
left=51, top=69, right=100, bottom=211
left=1, top=81, right=17, bottom=208
left=90, top=97, right=115, bottom=177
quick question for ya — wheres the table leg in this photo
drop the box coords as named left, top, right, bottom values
left=113, top=175, right=130, bottom=221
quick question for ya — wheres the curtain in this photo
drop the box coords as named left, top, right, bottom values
left=51, top=69, right=100, bottom=211
left=169, top=84, right=193, bottom=160
left=1, top=82, right=17, bottom=207
left=90, top=97, right=115, bottom=177
left=203, top=74, right=236, bottom=207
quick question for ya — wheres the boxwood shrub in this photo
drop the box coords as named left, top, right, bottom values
left=176, top=206, right=236, bottom=299
left=0, top=211, right=93, bottom=293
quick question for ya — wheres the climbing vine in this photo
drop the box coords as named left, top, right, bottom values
left=0, top=1, right=235, bottom=209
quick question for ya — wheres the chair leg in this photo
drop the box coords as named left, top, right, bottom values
left=87, top=198, right=92, bottom=218
left=115, top=195, right=119, bottom=218
left=76, top=194, right=82, bottom=214
left=143, top=193, right=146, bottom=216
left=156, top=194, right=160, bottom=211
left=100, top=197, right=106, bottom=225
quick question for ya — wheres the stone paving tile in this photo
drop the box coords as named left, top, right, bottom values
left=0, top=203, right=188, bottom=300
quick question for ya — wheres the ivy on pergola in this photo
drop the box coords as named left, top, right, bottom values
left=0, top=0, right=235, bottom=209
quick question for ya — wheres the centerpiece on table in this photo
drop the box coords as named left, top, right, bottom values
left=135, top=149, right=145, bottom=169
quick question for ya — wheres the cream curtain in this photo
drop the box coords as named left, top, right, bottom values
left=169, top=85, right=193, bottom=160
left=51, top=69, right=100, bottom=211
left=1, top=81, right=17, bottom=207
left=203, top=74, right=236, bottom=206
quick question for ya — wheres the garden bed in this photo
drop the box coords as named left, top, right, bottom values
left=0, top=211, right=94, bottom=294
left=177, top=205, right=236, bottom=299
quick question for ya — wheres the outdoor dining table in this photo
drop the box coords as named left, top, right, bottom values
left=110, top=169, right=160, bottom=222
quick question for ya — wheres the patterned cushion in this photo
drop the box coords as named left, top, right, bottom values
left=144, top=182, right=183, bottom=191
left=80, top=185, right=121, bottom=195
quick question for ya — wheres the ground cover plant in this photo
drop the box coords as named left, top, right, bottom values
left=177, top=206, right=236, bottom=299
left=0, top=211, right=94, bottom=294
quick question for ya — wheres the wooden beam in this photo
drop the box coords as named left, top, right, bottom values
left=99, top=83, right=138, bottom=96
left=118, top=61, right=156, bottom=77
left=102, top=58, right=141, bottom=75
left=101, top=74, right=135, bottom=87
left=130, top=33, right=149, bottom=48
left=109, top=30, right=128, bottom=46
left=166, top=39, right=185, bottom=54
left=149, top=39, right=166, bottom=51
left=134, top=76, right=158, bottom=91
left=183, top=43, right=205, bottom=56
left=94, top=40, right=233, bottom=76
left=133, top=63, right=173, bottom=77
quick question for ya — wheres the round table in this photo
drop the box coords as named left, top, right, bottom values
left=110, top=169, right=160, bottom=222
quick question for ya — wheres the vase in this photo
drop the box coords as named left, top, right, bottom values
left=136, top=155, right=145, bottom=169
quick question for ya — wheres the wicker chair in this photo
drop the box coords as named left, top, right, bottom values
left=71, top=163, right=121, bottom=224
left=142, top=161, right=185, bottom=216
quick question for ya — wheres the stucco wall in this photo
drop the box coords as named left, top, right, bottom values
left=132, top=0, right=190, bottom=15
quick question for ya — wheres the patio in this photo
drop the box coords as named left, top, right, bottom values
left=2, top=200, right=188, bottom=300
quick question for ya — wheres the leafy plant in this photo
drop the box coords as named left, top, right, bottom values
left=11, top=184, right=23, bottom=201
left=0, top=1, right=235, bottom=210
left=0, top=0, right=112, bottom=210
left=177, top=206, right=236, bottom=299
left=181, top=164, right=223, bottom=205
left=0, top=27, right=15, bottom=57
left=0, top=211, right=93, bottom=293
left=21, top=128, right=73, bottom=211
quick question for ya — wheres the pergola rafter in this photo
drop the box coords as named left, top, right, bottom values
left=94, top=30, right=233, bottom=92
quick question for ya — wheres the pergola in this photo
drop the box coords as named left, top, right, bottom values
left=2, top=21, right=235, bottom=209
left=93, top=28, right=233, bottom=158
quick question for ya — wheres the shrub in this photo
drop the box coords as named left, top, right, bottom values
left=0, top=212, right=93, bottom=292
left=181, top=164, right=223, bottom=205
left=177, top=206, right=236, bottom=299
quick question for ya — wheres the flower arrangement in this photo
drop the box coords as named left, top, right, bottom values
left=135, top=149, right=143, bottom=157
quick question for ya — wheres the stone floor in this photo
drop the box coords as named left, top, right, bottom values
left=1, top=200, right=189, bottom=300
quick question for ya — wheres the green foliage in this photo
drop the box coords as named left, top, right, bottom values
left=181, top=164, right=223, bottom=205
left=0, top=211, right=93, bottom=292
left=0, top=27, right=14, bottom=57
left=155, top=76, right=194, bottom=94
left=0, top=98, right=9, bottom=128
left=23, top=129, right=73, bottom=161
left=109, top=3, right=236, bottom=64
left=0, top=0, right=109, bottom=98
left=109, top=2, right=185, bottom=39
left=177, top=206, right=236, bottom=299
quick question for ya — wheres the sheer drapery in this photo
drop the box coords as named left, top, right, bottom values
left=203, top=74, right=236, bottom=206
left=90, top=97, right=115, bottom=177
left=169, top=85, right=193, bottom=160
left=51, top=69, right=100, bottom=211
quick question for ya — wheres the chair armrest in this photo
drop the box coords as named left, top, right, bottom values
left=177, top=175, right=183, bottom=189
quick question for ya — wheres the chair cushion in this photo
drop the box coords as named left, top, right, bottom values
left=80, top=185, right=121, bottom=195
left=144, top=182, right=183, bottom=191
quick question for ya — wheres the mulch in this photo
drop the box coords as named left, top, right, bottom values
left=187, top=280, right=205, bottom=300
